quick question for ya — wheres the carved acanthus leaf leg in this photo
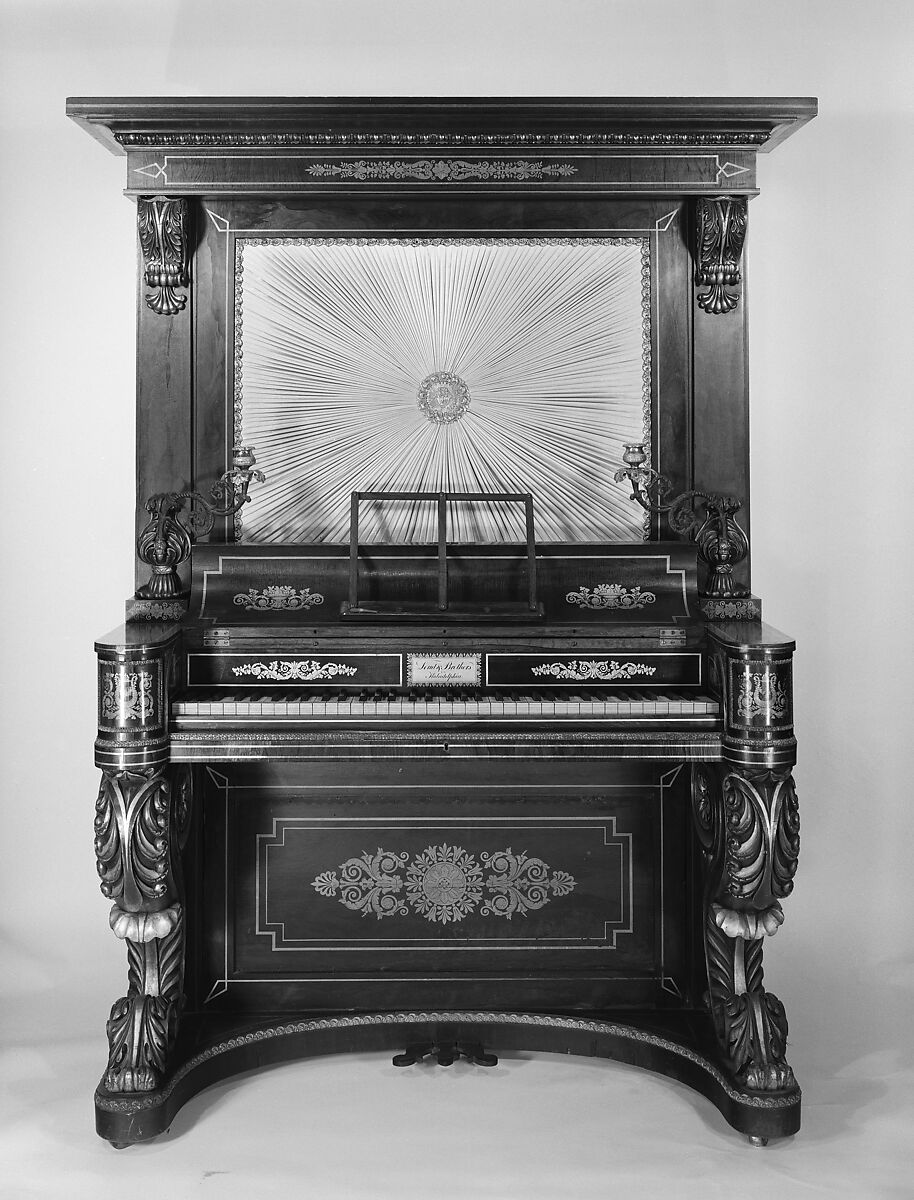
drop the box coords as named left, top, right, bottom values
left=95, top=766, right=192, bottom=1092
left=692, top=763, right=800, bottom=1091
left=104, top=910, right=185, bottom=1091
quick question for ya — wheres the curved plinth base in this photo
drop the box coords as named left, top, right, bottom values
left=95, top=1009, right=800, bottom=1145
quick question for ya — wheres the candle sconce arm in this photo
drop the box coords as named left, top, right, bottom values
left=614, top=445, right=748, bottom=599
left=135, top=450, right=264, bottom=600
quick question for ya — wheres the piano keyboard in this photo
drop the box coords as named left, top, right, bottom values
left=172, top=688, right=719, bottom=722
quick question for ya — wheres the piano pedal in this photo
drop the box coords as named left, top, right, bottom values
left=392, top=1040, right=498, bottom=1068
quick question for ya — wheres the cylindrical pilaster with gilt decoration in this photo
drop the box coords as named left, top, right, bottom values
left=707, top=621, right=796, bottom=772
left=95, top=624, right=181, bottom=771
left=94, top=625, right=191, bottom=1095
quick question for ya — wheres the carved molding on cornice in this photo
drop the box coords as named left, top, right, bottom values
left=118, top=131, right=770, bottom=149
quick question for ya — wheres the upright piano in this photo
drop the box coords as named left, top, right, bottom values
left=69, top=96, right=816, bottom=1145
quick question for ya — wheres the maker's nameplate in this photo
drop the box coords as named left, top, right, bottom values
left=407, top=653, right=482, bottom=687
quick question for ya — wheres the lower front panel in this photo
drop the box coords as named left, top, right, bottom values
left=198, top=761, right=693, bottom=1013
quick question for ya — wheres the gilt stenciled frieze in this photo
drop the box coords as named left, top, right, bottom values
left=531, top=660, right=657, bottom=682
left=137, top=196, right=190, bottom=316
left=565, top=584, right=657, bottom=611
left=306, top=158, right=578, bottom=182
left=312, top=844, right=576, bottom=925
left=231, top=659, right=358, bottom=682
left=126, top=151, right=751, bottom=195
left=233, top=585, right=324, bottom=611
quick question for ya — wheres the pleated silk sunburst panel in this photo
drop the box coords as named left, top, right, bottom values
left=234, top=237, right=652, bottom=544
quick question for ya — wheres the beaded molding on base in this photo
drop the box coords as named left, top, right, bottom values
left=96, top=1009, right=800, bottom=1113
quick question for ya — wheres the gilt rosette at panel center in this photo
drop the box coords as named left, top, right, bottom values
left=234, top=238, right=651, bottom=543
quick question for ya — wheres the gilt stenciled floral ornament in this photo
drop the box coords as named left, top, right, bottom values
left=233, top=585, right=324, bottom=611
left=530, top=659, right=657, bottom=682
left=312, top=844, right=576, bottom=924
left=566, top=583, right=656, bottom=610
left=231, top=659, right=357, bottom=682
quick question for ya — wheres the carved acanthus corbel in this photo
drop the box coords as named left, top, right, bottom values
left=692, top=763, right=800, bottom=1091
left=694, top=197, right=747, bottom=314
left=137, top=196, right=190, bottom=316
left=94, top=766, right=192, bottom=1092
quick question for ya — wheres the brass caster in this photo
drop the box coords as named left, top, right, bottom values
left=748, top=1135, right=769, bottom=1148
left=110, top=1142, right=130, bottom=1150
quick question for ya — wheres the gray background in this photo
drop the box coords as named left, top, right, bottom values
left=1, top=1, right=911, bottom=1195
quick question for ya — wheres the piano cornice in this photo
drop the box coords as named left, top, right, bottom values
left=66, top=96, right=817, bottom=157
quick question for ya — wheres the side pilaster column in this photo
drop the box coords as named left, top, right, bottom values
left=693, top=623, right=800, bottom=1091
left=94, top=626, right=188, bottom=1092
